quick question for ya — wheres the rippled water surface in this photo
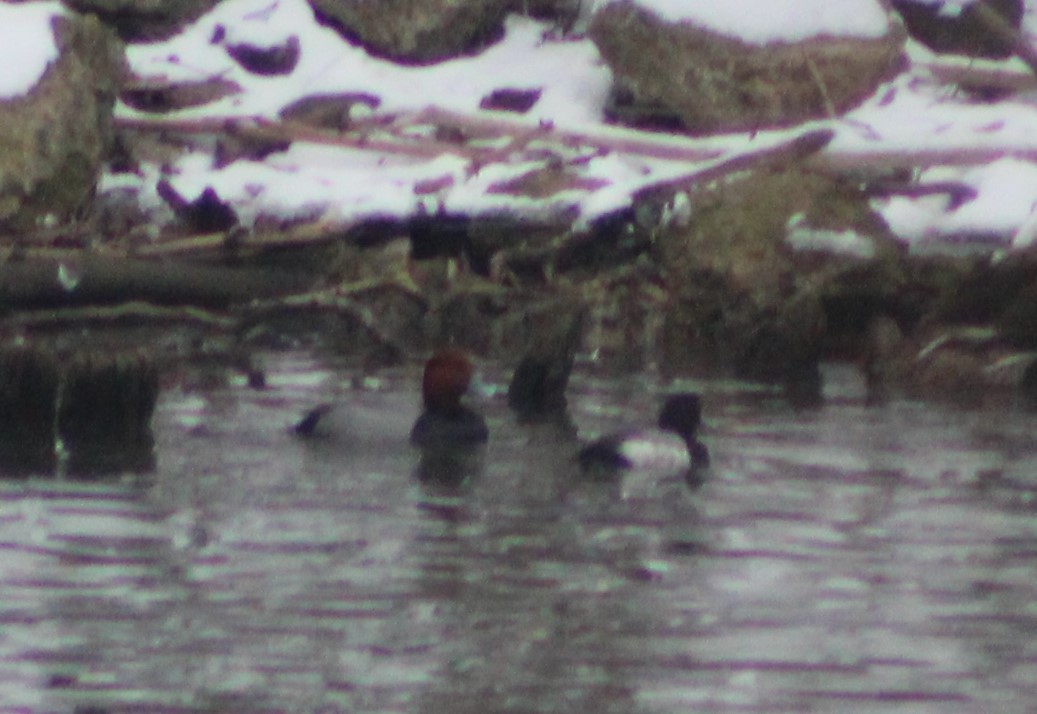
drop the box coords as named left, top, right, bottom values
left=3, top=352, right=1037, bottom=713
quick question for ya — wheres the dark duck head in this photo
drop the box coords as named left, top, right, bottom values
left=657, top=393, right=710, bottom=467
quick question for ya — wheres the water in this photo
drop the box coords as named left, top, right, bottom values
left=3, top=353, right=1037, bottom=712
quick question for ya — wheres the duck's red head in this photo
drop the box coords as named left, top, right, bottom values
left=422, top=349, right=475, bottom=413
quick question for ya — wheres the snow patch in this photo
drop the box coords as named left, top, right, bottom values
left=875, top=159, right=1037, bottom=247
left=785, top=214, right=877, bottom=259
left=595, top=0, right=891, bottom=42
left=125, top=4, right=611, bottom=126
left=0, top=3, right=63, bottom=99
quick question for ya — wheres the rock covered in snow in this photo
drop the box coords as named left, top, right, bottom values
left=308, top=0, right=508, bottom=64
left=0, top=4, right=124, bottom=232
left=589, top=0, right=905, bottom=133
left=594, top=0, right=893, bottom=43
left=64, top=0, right=219, bottom=41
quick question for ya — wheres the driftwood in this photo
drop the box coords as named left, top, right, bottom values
left=405, top=106, right=728, bottom=163
left=122, top=105, right=1037, bottom=237
left=636, top=128, right=835, bottom=199
left=118, top=110, right=825, bottom=226
left=117, top=105, right=728, bottom=165
left=924, top=61, right=1037, bottom=93
left=124, top=105, right=1037, bottom=208
left=119, top=114, right=539, bottom=162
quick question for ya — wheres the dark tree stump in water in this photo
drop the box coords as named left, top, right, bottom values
left=58, top=350, right=159, bottom=476
left=0, top=344, right=159, bottom=477
left=0, top=346, right=61, bottom=474
left=507, top=306, right=585, bottom=418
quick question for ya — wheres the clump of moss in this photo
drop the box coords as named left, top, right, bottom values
left=656, top=168, right=905, bottom=381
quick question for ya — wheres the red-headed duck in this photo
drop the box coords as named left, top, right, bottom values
left=410, top=349, right=488, bottom=448
left=293, top=350, right=487, bottom=446
left=578, top=393, right=708, bottom=473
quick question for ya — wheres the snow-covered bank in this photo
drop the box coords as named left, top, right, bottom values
left=102, top=0, right=1037, bottom=256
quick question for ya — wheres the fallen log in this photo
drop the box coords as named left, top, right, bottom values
left=0, top=256, right=311, bottom=309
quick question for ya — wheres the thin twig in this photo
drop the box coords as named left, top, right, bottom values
left=241, top=290, right=410, bottom=356
left=804, top=54, right=837, bottom=119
